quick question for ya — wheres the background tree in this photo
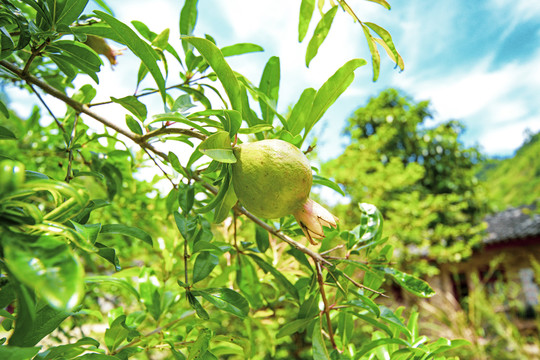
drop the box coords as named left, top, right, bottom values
left=479, top=130, right=540, bottom=210
left=324, top=88, right=489, bottom=275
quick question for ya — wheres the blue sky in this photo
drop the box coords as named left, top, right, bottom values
left=8, top=0, right=540, bottom=162
left=193, top=0, right=540, bottom=160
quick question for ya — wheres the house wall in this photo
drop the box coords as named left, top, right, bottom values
left=427, top=236, right=540, bottom=312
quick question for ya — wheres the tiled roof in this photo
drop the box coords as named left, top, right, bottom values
left=484, top=205, right=540, bottom=244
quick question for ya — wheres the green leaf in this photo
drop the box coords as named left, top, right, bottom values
left=299, top=0, right=316, bottom=42
left=255, top=224, right=269, bottom=252
left=354, top=338, right=410, bottom=359
left=85, top=276, right=140, bottom=300
left=380, top=306, right=411, bottom=337
left=213, top=174, right=237, bottom=223
left=236, top=256, right=263, bottom=308
left=351, top=312, right=393, bottom=337
left=151, top=113, right=210, bottom=135
left=191, top=288, right=249, bottom=318
left=312, top=319, right=331, bottom=360
left=0, top=100, right=9, bottom=118
left=138, top=267, right=161, bottom=320
left=305, top=6, right=338, bottom=67
left=276, top=317, right=314, bottom=338
left=192, top=252, right=219, bottom=283
left=0, top=345, right=40, bottom=360
left=248, top=254, right=299, bottom=300
left=187, top=291, right=209, bottom=320
left=365, top=22, right=403, bottom=71
left=361, top=24, right=381, bottom=82
left=0, top=125, right=16, bottom=140
left=168, top=151, right=188, bottom=177
left=183, top=37, right=243, bottom=114
left=95, top=11, right=166, bottom=103
left=111, top=96, right=148, bottom=122
left=366, top=0, right=391, bottom=10
left=104, top=315, right=130, bottom=352
left=312, top=174, right=346, bottom=196
left=178, top=183, right=195, bottom=214
left=237, top=124, right=274, bottom=134
left=95, top=243, right=121, bottom=271
left=100, top=224, right=153, bottom=246
left=2, top=233, right=84, bottom=311
left=32, top=336, right=99, bottom=359
left=125, top=115, right=143, bottom=135
left=221, top=43, right=264, bottom=57
left=180, top=0, right=198, bottom=36
left=9, top=283, right=74, bottom=347
left=306, top=58, right=367, bottom=136
left=199, top=131, right=236, bottom=163
left=47, top=41, right=102, bottom=69
left=376, top=267, right=435, bottom=298
left=187, top=328, right=211, bottom=360
left=287, top=88, right=316, bottom=136
left=259, top=56, right=280, bottom=124
left=347, top=295, right=381, bottom=317
left=55, top=0, right=89, bottom=26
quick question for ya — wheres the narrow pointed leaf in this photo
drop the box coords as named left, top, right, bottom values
left=299, top=0, right=316, bottom=42
left=376, top=267, right=435, bottom=298
left=276, top=317, right=314, bottom=338
left=95, top=11, right=166, bottom=103
left=361, top=24, right=381, bottom=81
left=248, top=254, right=299, bottom=300
left=221, top=43, right=264, bottom=57
left=193, top=252, right=219, bottom=283
left=191, top=288, right=249, bottom=318
left=312, top=319, right=331, bottom=360
left=259, top=56, right=280, bottom=124
left=111, top=96, right=147, bottom=121
left=183, top=36, right=242, bottom=114
left=365, top=22, right=403, bottom=70
left=287, top=88, right=316, bottom=136
left=100, top=224, right=152, bottom=246
left=305, top=6, right=338, bottom=67
left=312, top=174, right=346, bottom=196
left=306, top=58, right=366, bottom=135
left=213, top=174, right=237, bottom=223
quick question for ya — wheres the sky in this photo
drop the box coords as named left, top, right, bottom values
left=6, top=0, right=540, bottom=162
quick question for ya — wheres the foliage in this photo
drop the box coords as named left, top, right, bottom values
left=323, top=89, right=489, bottom=275
left=479, top=130, right=540, bottom=210
left=0, top=0, right=465, bottom=359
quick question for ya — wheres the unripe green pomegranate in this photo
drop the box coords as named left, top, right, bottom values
left=232, top=139, right=337, bottom=244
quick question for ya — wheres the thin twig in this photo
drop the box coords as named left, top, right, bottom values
left=139, top=127, right=207, bottom=142
left=142, top=147, right=177, bottom=190
left=316, top=261, right=337, bottom=350
left=22, top=40, right=50, bottom=76
left=65, top=115, right=79, bottom=183
left=27, top=83, right=65, bottom=134
left=339, top=271, right=388, bottom=297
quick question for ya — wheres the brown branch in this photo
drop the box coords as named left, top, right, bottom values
left=316, top=261, right=337, bottom=350
left=339, top=271, right=387, bottom=297
left=0, top=59, right=333, bottom=269
left=140, top=127, right=207, bottom=142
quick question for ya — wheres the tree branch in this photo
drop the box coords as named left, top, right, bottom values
left=316, top=261, right=337, bottom=350
left=0, top=59, right=333, bottom=269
